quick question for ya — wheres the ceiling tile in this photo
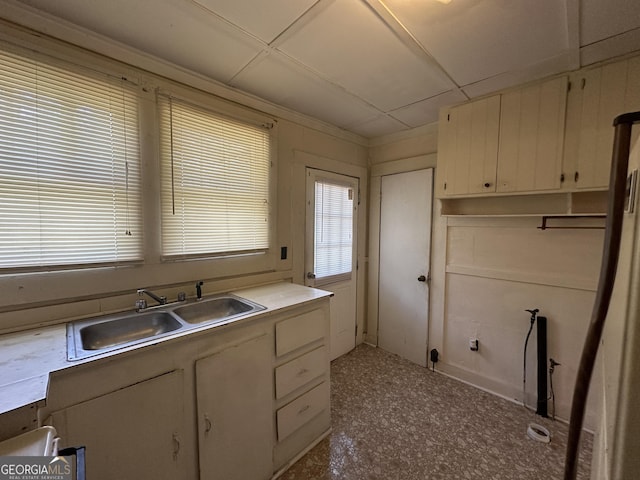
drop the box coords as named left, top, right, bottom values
left=462, top=52, right=575, bottom=98
left=389, top=90, right=468, bottom=127
left=231, top=52, right=383, bottom=130
left=581, top=0, right=640, bottom=46
left=18, top=0, right=264, bottom=82
left=277, top=0, right=454, bottom=112
left=581, top=27, right=640, bottom=66
left=383, top=0, right=570, bottom=87
left=191, top=0, right=317, bottom=44
left=346, top=114, right=409, bottom=138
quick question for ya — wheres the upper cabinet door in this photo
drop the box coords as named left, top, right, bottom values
left=497, top=76, right=568, bottom=193
left=436, top=95, right=500, bottom=197
left=573, top=57, right=640, bottom=190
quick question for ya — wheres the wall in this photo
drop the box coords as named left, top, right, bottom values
left=0, top=19, right=368, bottom=335
left=369, top=122, right=604, bottom=430
left=278, top=122, right=369, bottom=345
left=367, top=124, right=440, bottom=345
left=443, top=217, right=603, bottom=428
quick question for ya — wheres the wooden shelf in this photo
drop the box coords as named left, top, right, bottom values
left=440, top=190, right=608, bottom=218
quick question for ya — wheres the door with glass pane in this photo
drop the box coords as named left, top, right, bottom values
left=305, top=169, right=358, bottom=360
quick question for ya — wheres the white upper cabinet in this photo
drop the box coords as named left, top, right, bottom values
left=569, top=57, right=640, bottom=190
left=436, top=77, right=568, bottom=198
left=436, top=95, right=501, bottom=196
left=496, top=76, right=568, bottom=193
left=436, top=54, right=640, bottom=200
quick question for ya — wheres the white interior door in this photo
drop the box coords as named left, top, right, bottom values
left=378, top=168, right=433, bottom=367
left=305, top=168, right=358, bottom=361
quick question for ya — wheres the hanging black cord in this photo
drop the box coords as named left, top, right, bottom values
left=564, top=112, right=640, bottom=480
left=549, top=358, right=560, bottom=421
left=523, top=309, right=539, bottom=407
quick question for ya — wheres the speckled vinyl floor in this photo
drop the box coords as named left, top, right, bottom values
left=280, top=344, right=592, bottom=480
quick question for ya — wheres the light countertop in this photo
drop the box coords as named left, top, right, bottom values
left=0, top=282, right=331, bottom=416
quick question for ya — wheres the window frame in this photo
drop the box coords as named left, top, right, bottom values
left=0, top=35, right=281, bottom=318
left=156, top=92, right=276, bottom=262
left=312, top=176, right=356, bottom=286
left=0, top=42, right=144, bottom=273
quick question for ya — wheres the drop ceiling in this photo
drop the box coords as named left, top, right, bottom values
left=4, top=0, right=640, bottom=138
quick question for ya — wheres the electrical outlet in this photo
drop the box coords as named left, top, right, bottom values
left=469, top=338, right=479, bottom=351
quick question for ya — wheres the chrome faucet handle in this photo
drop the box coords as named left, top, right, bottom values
left=135, top=298, right=147, bottom=311
left=177, top=292, right=186, bottom=302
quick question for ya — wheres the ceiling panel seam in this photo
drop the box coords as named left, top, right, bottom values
left=364, top=0, right=468, bottom=101
left=566, top=0, right=581, bottom=70
left=267, top=0, right=332, bottom=48
left=187, top=0, right=267, bottom=46
left=244, top=46, right=394, bottom=114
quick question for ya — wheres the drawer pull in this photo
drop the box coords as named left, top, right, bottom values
left=204, top=415, right=212, bottom=434
left=298, top=404, right=310, bottom=415
left=297, top=368, right=309, bottom=376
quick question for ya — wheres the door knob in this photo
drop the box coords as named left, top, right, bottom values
left=418, top=275, right=426, bottom=282
left=306, top=272, right=316, bottom=279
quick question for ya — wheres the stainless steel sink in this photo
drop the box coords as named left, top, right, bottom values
left=67, top=311, right=183, bottom=360
left=67, top=294, right=265, bottom=361
left=173, top=295, right=265, bottom=324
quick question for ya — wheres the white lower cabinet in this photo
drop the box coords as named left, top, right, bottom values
left=48, top=370, right=186, bottom=480
left=276, top=381, right=329, bottom=441
left=39, top=293, right=331, bottom=480
left=273, top=306, right=331, bottom=473
left=275, top=346, right=327, bottom=399
left=196, top=333, right=273, bottom=480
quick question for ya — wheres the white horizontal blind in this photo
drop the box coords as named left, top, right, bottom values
left=314, top=180, right=354, bottom=280
left=158, top=96, right=271, bottom=258
left=0, top=48, right=142, bottom=270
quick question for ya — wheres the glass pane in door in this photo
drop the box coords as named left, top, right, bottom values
left=314, top=180, right=354, bottom=283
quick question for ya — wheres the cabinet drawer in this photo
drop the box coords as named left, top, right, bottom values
left=275, top=346, right=327, bottom=399
left=276, top=381, right=329, bottom=441
left=275, top=309, right=325, bottom=357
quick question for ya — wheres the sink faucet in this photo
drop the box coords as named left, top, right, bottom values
left=136, top=288, right=167, bottom=311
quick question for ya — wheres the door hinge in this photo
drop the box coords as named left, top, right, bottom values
left=355, top=324, right=358, bottom=337
left=358, top=188, right=361, bottom=205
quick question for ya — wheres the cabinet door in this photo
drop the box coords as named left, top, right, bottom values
left=497, top=76, right=567, bottom=193
left=196, top=333, right=273, bottom=480
left=48, top=370, right=185, bottom=480
left=575, top=57, right=640, bottom=189
left=436, top=95, right=500, bottom=196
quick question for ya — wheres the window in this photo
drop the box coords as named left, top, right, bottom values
left=158, top=95, right=271, bottom=258
left=0, top=47, right=142, bottom=270
left=313, top=179, right=355, bottom=281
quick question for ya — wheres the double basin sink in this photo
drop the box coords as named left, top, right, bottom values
left=67, top=294, right=265, bottom=361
